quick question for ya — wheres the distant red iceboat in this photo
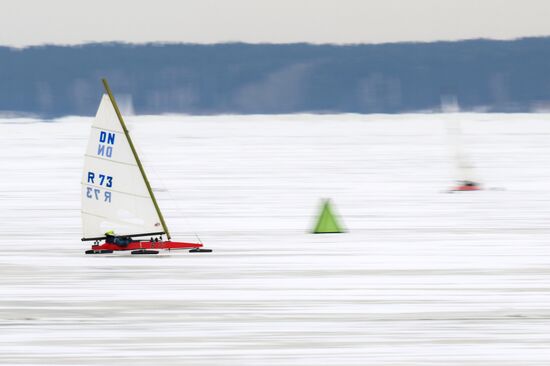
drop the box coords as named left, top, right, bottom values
left=450, top=180, right=482, bottom=192
left=443, top=98, right=483, bottom=194
left=81, top=79, right=211, bottom=255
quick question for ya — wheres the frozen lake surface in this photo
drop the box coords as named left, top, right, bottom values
left=2, top=113, right=550, bottom=365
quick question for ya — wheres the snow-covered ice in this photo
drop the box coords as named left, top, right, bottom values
left=1, top=113, right=550, bottom=365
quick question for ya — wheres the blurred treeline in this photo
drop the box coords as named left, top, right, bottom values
left=1, top=38, right=550, bottom=117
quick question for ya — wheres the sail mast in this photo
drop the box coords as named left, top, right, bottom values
left=101, top=78, right=171, bottom=240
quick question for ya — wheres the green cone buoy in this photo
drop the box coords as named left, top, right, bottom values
left=312, top=199, right=345, bottom=234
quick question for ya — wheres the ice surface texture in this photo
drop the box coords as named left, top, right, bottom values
left=1, top=113, right=550, bottom=365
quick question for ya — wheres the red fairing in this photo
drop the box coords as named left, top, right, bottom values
left=91, top=240, right=203, bottom=251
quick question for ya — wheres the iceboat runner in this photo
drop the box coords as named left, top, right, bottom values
left=82, top=79, right=211, bottom=255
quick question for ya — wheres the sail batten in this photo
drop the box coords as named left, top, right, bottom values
left=81, top=92, right=166, bottom=238
left=90, top=125, right=120, bottom=133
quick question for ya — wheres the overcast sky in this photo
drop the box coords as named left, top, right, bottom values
left=2, top=0, right=550, bottom=47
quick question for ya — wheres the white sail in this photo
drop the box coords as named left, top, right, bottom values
left=81, top=95, right=164, bottom=239
left=447, top=119, right=479, bottom=184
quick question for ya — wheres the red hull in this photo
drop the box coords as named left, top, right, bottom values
left=91, top=240, right=203, bottom=252
left=452, top=185, right=481, bottom=191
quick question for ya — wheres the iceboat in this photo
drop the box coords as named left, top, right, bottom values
left=442, top=97, right=482, bottom=192
left=448, top=120, right=482, bottom=192
left=82, top=79, right=211, bottom=255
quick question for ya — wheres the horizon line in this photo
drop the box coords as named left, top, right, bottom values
left=3, top=35, right=550, bottom=50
